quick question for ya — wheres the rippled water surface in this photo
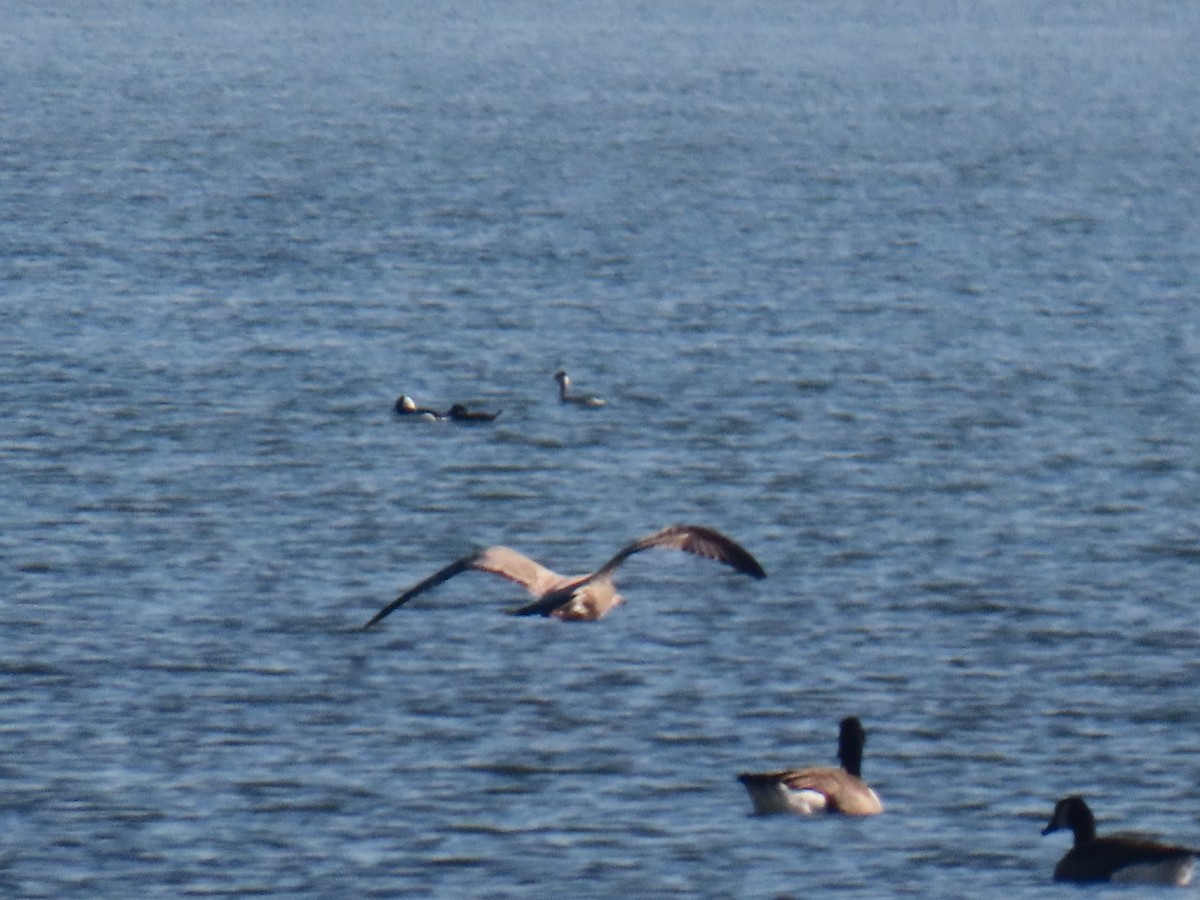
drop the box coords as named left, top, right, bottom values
left=4, top=2, right=1200, bottom=896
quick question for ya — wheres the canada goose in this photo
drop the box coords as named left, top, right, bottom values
left=1042, top=795, right=1197, bottom=885
left=738, top=717, right=883, bottom=816
left=363, top=524, right=765, bottom=628
left=555, top=370, right=605, bottom=407
left=393, top=395, right=443, bottom=419
left=446, top=403, right=501, bottom=422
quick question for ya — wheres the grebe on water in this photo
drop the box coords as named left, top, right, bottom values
left=554, top=371, right=605, bottom=407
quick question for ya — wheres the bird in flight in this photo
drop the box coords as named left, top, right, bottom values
left=363, top=524, right=765, bottom=628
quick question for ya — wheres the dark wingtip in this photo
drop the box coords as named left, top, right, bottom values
left=718, top=533, right=766, bottom=579
left=659, top=524, right=767, bottom=579
left=362, top=601, right=400, bottom=631
left=362, top=554, right=480, bottom=630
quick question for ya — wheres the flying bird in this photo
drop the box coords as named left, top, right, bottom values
left=737, top=717, right=884, bottom=816
left=363, top=524, right=765, bottom=628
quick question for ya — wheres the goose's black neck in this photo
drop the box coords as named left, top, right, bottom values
left=836, top=717, right=867, bottom=778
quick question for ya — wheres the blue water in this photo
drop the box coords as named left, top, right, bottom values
left=4, top=1, right=1200, bottom=896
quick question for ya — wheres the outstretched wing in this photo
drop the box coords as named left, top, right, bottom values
left=363, top=554, right=477, bottom=629
left=594, top=524, right=767, bottom=580
left=362, top=546, right=564, bottom=629
left=472, top=546, right=564, bottom=596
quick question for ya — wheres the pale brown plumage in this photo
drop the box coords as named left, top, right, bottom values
left=738, top=717, right=883, bottom=816
left=363, top=524, right=765, bottom=628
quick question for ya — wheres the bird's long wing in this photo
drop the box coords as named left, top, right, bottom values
left=363, top=555, right=476, bottom=629
left=472, top=546, right=564, bottom=595
left=594, top=524, right=767, bottom=581
left=362, top=546, right=564, bottom=629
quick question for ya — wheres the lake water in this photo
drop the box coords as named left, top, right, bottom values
left=3, top=1, right=1200, bottom=896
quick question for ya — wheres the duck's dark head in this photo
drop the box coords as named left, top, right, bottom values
left=1042, top=796, right=1096, bottom=842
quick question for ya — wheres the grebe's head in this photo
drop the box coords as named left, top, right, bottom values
left=554, top=370, right=568, bottom=385
left=396, top=395, right=417, bottom=412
